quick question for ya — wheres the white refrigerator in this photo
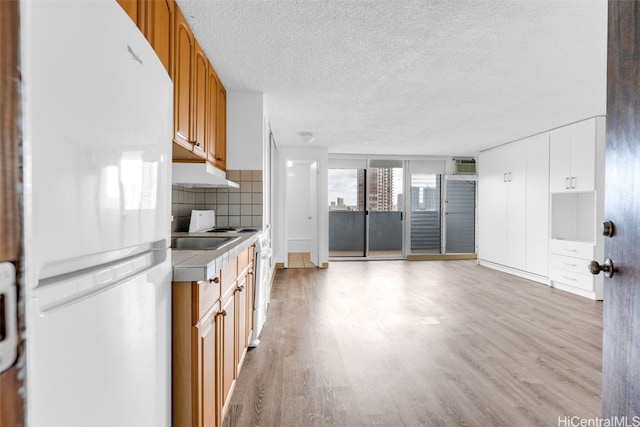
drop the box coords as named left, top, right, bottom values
left=21, top=1, right=173, bottom=426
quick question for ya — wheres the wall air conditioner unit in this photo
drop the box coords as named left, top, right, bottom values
left=453, top=158, right=476, bottom=175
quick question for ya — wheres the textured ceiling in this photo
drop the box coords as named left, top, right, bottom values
left=176, top=0, right=607, bottom=156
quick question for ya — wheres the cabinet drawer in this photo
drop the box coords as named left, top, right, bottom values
left=550, top=254, right=591, bottom=275
left=237, top=246, right=250, bottom=274
left=194, top=275, right=221, bottom=321
left=221, top=257, right=238, bottom=296
left=549, top=239, right=594, bottom=259
left=549, top=267, right=594, bottom=292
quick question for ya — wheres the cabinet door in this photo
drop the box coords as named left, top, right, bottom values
left=549, top=125, right=572, bottom=193
left=144, top=0, right=173, bottom=75
left=525, top=134, right=550, bottom=276
left=194, top=305, right=219, bottom=427
left=173, top=6, right=194, bottom=151
left=506, top=141, right=527, bottom=270
left=193, top=41, right=208, bottom=158
left=478, top=148, right=505, bottom=263
left=570, top=119, right=596, bottom=192
left=214, top=83, right=227, bottom=170
left=220, top=289, right=235, bottom=416
left=116, top=0, right=144, bottom=30
left=235, top=277, right=248, bottom=373
left=206, top=65, right=218, bottom=164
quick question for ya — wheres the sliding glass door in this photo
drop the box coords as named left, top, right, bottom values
left=328, top=167, right=366, bottom=257
left=328, top=160, right=404, bottom=258
left=410, top=174, right=442, bottom=254
left=367, top=160, right=403, bottom=257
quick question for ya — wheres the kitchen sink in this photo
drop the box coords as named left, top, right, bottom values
left=171, top=236, right=241, bottom=250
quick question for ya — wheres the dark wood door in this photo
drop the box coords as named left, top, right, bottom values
left=602, top=1, right=640, bottom=417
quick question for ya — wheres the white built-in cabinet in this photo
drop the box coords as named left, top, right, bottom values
left=478, top=133, right=549, bottom=280
left=548, top=117, right=605, bottom=300
left=549, top=119, right=597, bottom=193
left=479, top=116, right=605, bottom=300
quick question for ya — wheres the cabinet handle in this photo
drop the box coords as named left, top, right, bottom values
left=236, top=284, right=245, bottom=292
left=216, top=157, right=224, bottom=162
left=503, top=173, right=507, bottom=183
left=208, top=277, right=220, bottom=284
left=508, top=172, right=512, bottom=182
left=562, top=276, right=578, bottom=282
left=565, top=177, right=570, bottom=189
left=571, top=177, right=577, bottom=189
left=218, top=309, right=227, bottom=317
left=563, top=262, right=577, bottom=267
left=191, top=140, right=201, bottom=148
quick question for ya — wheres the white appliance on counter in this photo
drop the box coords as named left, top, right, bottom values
left=21, top=1, right=172, bottom=426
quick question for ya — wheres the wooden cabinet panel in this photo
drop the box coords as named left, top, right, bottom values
left=116, top=0, right=144, bottom=29
left=194, top=306, right=219, bottom=427
left=215, top=83, right=227, bottom=170
left=235, top=275, right=248, bottom=372
left=206, top=67, right=219, bottom=164
left=220, top=289, right=236, bottom=416
left=170, top=3, right=227, bottom=168
left=173, top=6, right=195, bottom=153
left=195, top=277, right=221, bottom=322
left=144, top=0, right=173, bottom=75
left=173, top=245, right=255, bottom=426
left=193, top=41, right=208, bottom=158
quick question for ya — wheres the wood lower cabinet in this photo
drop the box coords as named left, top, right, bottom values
left=219, top=286, right=236, bottom=417
left=173, top=245, right=255, bottom=427
left=195, top=301, right=220, bottom=427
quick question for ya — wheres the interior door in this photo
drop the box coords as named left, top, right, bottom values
left=601, top=2, right=640, bottom=416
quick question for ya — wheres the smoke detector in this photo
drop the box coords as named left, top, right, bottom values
left=298, top=131, right=315, bottom=143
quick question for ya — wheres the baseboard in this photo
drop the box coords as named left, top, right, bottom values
left=477, top=259, right=549, bottom=285
left=275, top=262, right=285, bottom=270
left=550, top=281, right=602, bottom=301
left=407, top=254, right=477, bottom=261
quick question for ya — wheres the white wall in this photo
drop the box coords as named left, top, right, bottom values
left=274, top=146, right=329, bottom=267
left=227, top=91, right=264, bottom=170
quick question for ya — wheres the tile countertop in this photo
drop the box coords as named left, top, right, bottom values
left=171, top=231, right=259, bottom=282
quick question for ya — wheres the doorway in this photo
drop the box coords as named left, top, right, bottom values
left=285, top=160, right=319, bottom=268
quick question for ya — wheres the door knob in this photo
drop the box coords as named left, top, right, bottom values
left=589, top=259, right=616, bottom=278
left=601, top=221, right=615, bottom=237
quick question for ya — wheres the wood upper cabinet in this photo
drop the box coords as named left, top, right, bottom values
left=215, top=82, right=227, bottom=170
left=193, top=41, right=208, bottom=158
left=206, top=65, right=219, bottom=164
left=173, top=6, right=196, bottom=155
left=116, top=0, right=144, bottom=30
left=144, top=0, right=173, bottom=75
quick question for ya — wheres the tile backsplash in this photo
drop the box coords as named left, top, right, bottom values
left=172, top=169, right=263, bottom=232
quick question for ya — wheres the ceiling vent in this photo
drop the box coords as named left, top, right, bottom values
left=453, top=158, right=476, bottom=175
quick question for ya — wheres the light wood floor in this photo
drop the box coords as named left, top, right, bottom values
left=223, top=260, right=603, bottom=427
left=288, top=252, right=316, bottom=268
